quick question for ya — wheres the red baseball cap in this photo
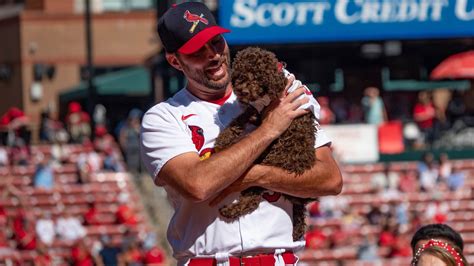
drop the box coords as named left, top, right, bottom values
left=157, top=2, right=230, bottom=55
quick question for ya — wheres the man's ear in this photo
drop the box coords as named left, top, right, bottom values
left=165, top=53, right=183, bottom=71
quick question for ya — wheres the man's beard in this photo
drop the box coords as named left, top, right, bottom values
left=181, top=54, right=231, bottom=91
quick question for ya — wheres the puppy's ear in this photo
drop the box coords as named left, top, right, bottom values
left=165, top=53, right=183, bottom=71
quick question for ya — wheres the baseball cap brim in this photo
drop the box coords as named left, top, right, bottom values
left=177, top=26, right=230, bottom=55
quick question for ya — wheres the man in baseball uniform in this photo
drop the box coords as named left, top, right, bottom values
left=140, top=2, right=342, bottom=266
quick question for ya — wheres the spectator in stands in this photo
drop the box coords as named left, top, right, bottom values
left=121, top=228, right=139, bottom=252
left=331, top=96, right=348, bottom=123
left=438, top=153, right=465, bottom=191
left=412, top=240, right=468, bottom=266
left=371, top=163, right=400, bottom=195
left=307, top=201, right=321, bottom=218
left=366, top=204, right=384, bottom=226
left=33, top=156, right=55, bottom=190
left=14, top=217, right=36, bottom=250
left=0, top=143, right=8, bottom=166
left=93, top=104, right=107, bottom=128
left=347, top=102, right=364, bottom=123
left=56, top=212, right=87, bottom=242
left=0, top=229, right=15, bottom=257
left=0, top=204, right=6, bottom=228
left=328, top=223, right=348, bottom=248
left=361, top=86, right=387, bottom=125
left=84, top=201, right=102, bottom=226
left=103, top=147, right=125, bottom=172
left=39, top=109, right=62, bottom=143
left=341, top=207, right=364, bottom=231
left=411, top=224, right=464, bottom=255
left=35, top=241, right=52, bottom=266
left=317, top=96, right=335, bottom=125
left=119, top=238, right=143, bottom=266
left=395, top=200, right=410, bottom=226
left=417, top=152, right=438, bottom=192
left=411, top=225, right=468, bottom=265
left=119, top=108, right=143, bottom=174
left=96, top=235, right=122, bottom=266
left=0, top=107, right=31, bottom=146
left=71, top=239, right=94, bottom=266
left=66, top=101, right=91, bottom=143
left=143, top=244, right=165, bottom=265
left=379, top=223, right=397, bottom=247
left=35, top=212, right=55, bottom=246
left=398, top=169, right=419, bottom=193
left=357, top=234, right=379, bottom=262
left=51, top=135, right=71, bottom=165
left=76, top=143, right=103, bottom=183
left=387, top=232, right=412, bottom=259
left=9, top=138, right=29, bottom=166
left=93, top=125, right=115, bottom=154
left=305, top=225, right=328, bottom=250
left=413, top=91, right=436, bottom=146
left=425, top=199, right=449, bottom=224
left=446, top=90, right=466, bottom=127
left=318, top=196, right=348, bottom=219
left=142, top=232, right=165, bottom=265
left=115, top=192, right=139, bottom=226
left=410, top=210, right=423, bottom=231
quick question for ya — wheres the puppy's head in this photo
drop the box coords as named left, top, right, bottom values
left=231, top=47, right=286, bottom=104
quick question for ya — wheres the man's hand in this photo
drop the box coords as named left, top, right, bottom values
left=260, top=79, right=310, bottom=139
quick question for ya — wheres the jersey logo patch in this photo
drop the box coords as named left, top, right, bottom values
left=183, top=10, right=208, bottom=33
left=188, top=125, right=204, bottom=151
left=199, top=147, right=214, bottom=161
left=181, top=114, right=197, bottom=121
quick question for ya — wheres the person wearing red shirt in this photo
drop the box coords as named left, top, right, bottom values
left=305, top=226, right=328, bottom=249
left=36, top=241, right=52, bottom=266
left=115, top=193, right=138, bottom=226
left=413, top=91, right=436, bottom=145
left=144, top=246, right=165, bottom=265
left=387, top=233, right=412, bottom=258
left=116, top=204, right=138, bottom=226
left=16, top=228, right=36, bottom=250
left=379, top=224, right=396, bottom=247
left=317, top=96, right=335, bottom=125
left=120, top=240, right=143, bottom=265
left=0, top=204, right=6, bottom=227
left=84, top=202, right=102, bottom=225
left=66, top=102, right=91, bottom=143
left=71, top=240, right=94, bottom=266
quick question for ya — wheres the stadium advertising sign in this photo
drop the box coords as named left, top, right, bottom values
left=323, top=124, right=379, bottom=164
left=219, top=0, right=474, bottom=44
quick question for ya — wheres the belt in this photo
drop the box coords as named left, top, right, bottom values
left=188, top=251, right=297, bottom=266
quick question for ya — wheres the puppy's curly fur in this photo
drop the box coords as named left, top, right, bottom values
left=214, top=47, right=316, bottom=240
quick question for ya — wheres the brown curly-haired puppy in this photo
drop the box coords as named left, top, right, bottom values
left=214, top=47, right=316, bottom=240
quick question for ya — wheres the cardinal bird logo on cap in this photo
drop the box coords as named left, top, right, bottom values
left=188, top=125, right=205, bottom=151
left=184, top=10, right=209, bottom=33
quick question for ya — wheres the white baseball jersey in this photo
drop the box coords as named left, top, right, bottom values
left=140, top=87, right=331, bottom=266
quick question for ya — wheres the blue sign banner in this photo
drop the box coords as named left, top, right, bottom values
left=219, top=0, right=474, bottom=44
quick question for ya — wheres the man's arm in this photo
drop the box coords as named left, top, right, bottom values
left=157, top=85, right=310, bottom=203
left=255, top=145, right=342, bottom=197
left=210, top=145, right=342, bottom=205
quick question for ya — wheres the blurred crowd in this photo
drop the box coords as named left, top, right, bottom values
left=305, top=152, right=468, bottom=262
left=0, top=102, right=166, bottom=265
left=318, top=87, right=474, bottom=150
left=0, top=102, right=143, bottom=173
